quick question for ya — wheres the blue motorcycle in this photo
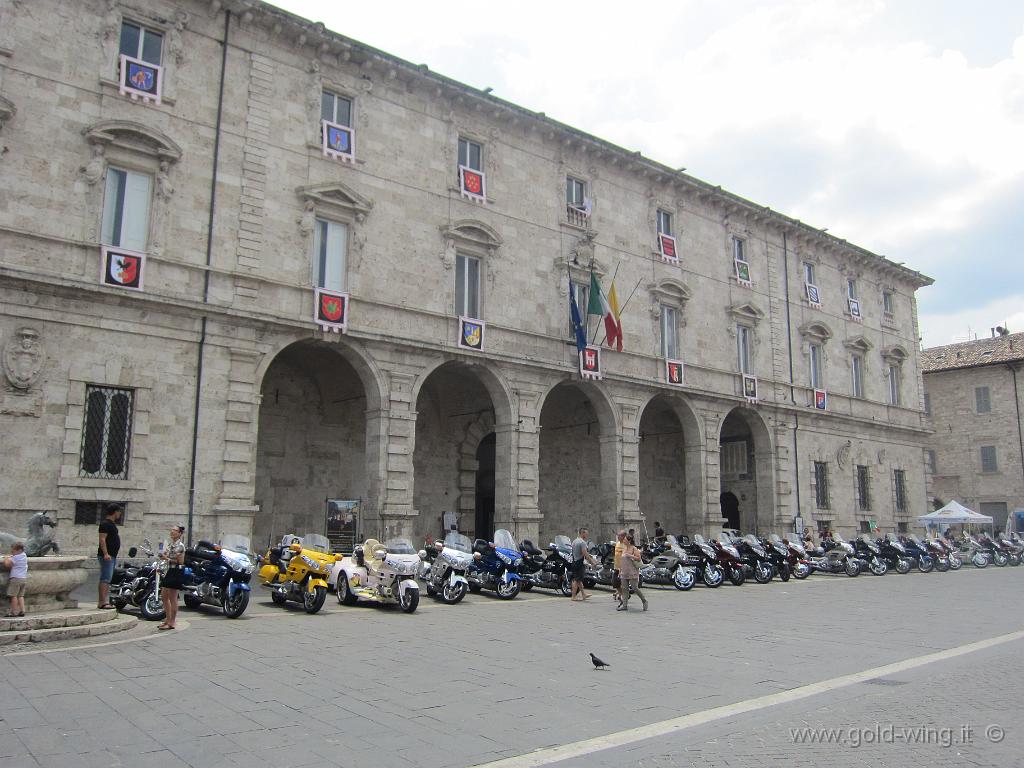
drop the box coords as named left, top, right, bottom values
left=467, top=528, right=523, bottom=599
left=901, top=535, right=934, bottom=573
left=182, top=534, right=256, bottom=617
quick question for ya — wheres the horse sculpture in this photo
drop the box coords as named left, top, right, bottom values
left=0, top=512, right=60, bottom=556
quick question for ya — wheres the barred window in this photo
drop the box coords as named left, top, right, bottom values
left=80, top=386, right=134, bottom=479
left=813, top=461, right=830, bottom=509
left=980, top=445, right=998, bottom=473
left=894, top=469, right=907, bottom=512
left=856, top=464, right=871, bottom=511
left=975, top=386, right=991, bottom=413
left=721, top=440, right=748, bottom=476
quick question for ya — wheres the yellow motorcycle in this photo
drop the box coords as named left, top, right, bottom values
left=257, top=533, right=340, bottom=613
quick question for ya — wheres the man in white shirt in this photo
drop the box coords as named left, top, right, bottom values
left=3, top=542, right=28, bottom=618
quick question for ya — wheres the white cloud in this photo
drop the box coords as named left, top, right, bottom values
left=919, top=292, right=1024, bottom=347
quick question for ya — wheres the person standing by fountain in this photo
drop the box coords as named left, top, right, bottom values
left=3, top=543, right=28, bottom=617
left=97, top=504, right=123, bottom=609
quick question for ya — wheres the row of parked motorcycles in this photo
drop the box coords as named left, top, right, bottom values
left=111, top=527, right=1024, bottom=621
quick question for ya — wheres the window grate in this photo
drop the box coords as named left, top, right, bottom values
left=80, top=386, right=134, bottom=480
left=813, top=461, right=830, bottom=509
left=894, top=469, right=907, bottom=511
left=856, top=465, right=871, bottom=511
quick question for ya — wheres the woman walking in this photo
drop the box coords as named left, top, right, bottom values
left=158, top=525, right=186, bottom=630
left=617, top=534, right=648, bottom=612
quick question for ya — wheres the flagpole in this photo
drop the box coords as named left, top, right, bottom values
left=595, top=276, right=642, bottom=348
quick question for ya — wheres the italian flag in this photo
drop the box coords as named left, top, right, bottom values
left=588, top=272, right=623, bottom=352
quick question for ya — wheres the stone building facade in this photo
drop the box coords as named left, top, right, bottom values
left=922, top=332, right=1024, bottom=532
left=0, top=0, right=933, bottom=555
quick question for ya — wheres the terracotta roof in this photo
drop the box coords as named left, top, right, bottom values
left=921, top=332, right=1024, bottom=373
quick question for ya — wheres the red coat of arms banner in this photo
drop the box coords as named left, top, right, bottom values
left=314, top=288, right=349, bottom=333
left=100, top=246, right=145, bottom=291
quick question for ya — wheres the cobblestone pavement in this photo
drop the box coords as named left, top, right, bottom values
left=0, top=567, right=1020, bottom=768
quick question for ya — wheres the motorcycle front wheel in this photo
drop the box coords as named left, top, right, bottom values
left=399, top=588, right=419, bottom=614
left=337, top=575, right=357, bottom=606
left=703, top=564, right=724, bottom=588
left=495, top=578, right=521, bottom=600
left=870, top=559, right=888, bottom=576
left=139, top=587, right=165, bottom=621
left=304, top=586, right=327, bottom=614
left=971, top=553, right=988, bottom=568
left=222, top=589, right=250, bottom=618
left=993, top=553, right=1007, bottom=567
left=672, top=566, right=695, bottom=591
left=271, top=591, right=287, bottom=605
left=934, top=558, right=950, bottom=573
left=918, top=558, right=934, bottom=573
left=729, top=568, right=745, bottom=587
left=1009, top=554, right=1021, bottom=566
left=949, top=556, right=963, bottom=571
left=844, top=559, right=861, bottom=577
left=753, top=563, right=773, bottom=584
left=895, top=558, right=911, bottom=574
left=441, top=579, right=467, bottom=605
left=559, top=572, right=572, bottom=597
left=792, top=562, right=810, bottom=580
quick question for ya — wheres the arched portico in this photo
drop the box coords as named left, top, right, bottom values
left=718, top=406, right=775, bottom=533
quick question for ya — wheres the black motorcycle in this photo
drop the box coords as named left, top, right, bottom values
left=734, top=534, right=775, bottom=584
left=181, top=535, right=255, bottom=618
left=519, top=537, right=572, bottom=595
left=852, top=534, right=889, bottom=576
left=877, top=535, right=912, bottom=574
left=681, top=535, right=726, bottom=588
left=759, top=535, right=792, bottom=582
left=110, top=540, right=164, bottom=621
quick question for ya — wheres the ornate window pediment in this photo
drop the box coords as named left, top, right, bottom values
left=649, top=278, right=691, bottom=310
left=881, top=344, right=909, bottom=364
left=297, top=181, right=373, bottom=222
left=799, top=320, right=833, bottom=343
left=83, top=120, right=182, bottom=162
left=441, top=219, right=503, bottom=252
left=727, top=302, right=764, bottom=326
left=843, top=335, right=873, bottom=353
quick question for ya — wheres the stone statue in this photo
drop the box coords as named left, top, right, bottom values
left=168, top=12, right=189, bottom=66
left=298, top=200, right=316, bottom=240
left=0, top=512, right=59, bottom=556
left=82, top=143, right=105, bottom=186
left=3, top=327, right=44, bottom=391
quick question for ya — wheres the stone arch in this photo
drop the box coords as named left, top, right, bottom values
left=456, top=409, right=496, bottom=531
left=718, top=406, right=775, bottom=533
left=410, top=357, right=515, bottom=427
left=84, top=120, right=183, bottom=162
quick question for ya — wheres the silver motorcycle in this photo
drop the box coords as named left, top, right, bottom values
left=422, top=531, right=473, bottom=604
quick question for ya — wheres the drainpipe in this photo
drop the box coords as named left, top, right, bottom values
left=782, top=231, right=802, bottom=529
left=186, top=10, right=230, bottom=547
left=1011, top=363, right=1024, bottom=528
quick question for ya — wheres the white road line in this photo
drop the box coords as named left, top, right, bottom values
left=471, top=628, right=1024, bottom=768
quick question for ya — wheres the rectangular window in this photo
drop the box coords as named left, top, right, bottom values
left=856, top=464, right=871, bottom=511
left=803, top=262, right=815, bottom=285
left=975, top=386, right=991, bottom=413
left=80, top=385, right=134, bottom=480
left=458, top=137, right=483, bottom=171
left=813, top=461, right=830, bottom=509
left=980, top=445, right=998, bottom=473
left=566, top=177, right=586, bottom=208
left=313, top=218, right=347, bottom=292
left=897, top=521, right=908, bottom=533
left=882, top=290, right=894, bottom=314
left=101, top=167, right=152, bottom=252
left=321, top=91, right=352, bottom=127
left=809, top=343, right=823, bottom=390
left=894, top=469, right=907, bottom=512
left=74, top=501, right=104, bottom=526
left=737, top=325, right=752, bottom=374
left=661, top=305, right=679, bottom=359
left=923, top=392, right=931, bottom=415
left=732, top=236, right=746, bottom=262
left=887, top=364, right=901, bottom=406
left=859, top=520, right=871, bottom=534
left=657, top=209, right=673, bottom=237
left=456, top=254, right=480, bottom=319
left=926, top=449, right=937, bottom=474
left=119, top=21, right=163, bottom=66
left=721, top=441, right=748, bottom=476
left=569, top=281, right=589, bottom=336
left=851, top=355, right=864, bottom=398
left=847, top=278, right=857, bottom=299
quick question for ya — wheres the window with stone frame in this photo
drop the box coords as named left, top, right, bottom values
left=117, top=19, right=165, bottom=103
left=856, top=464, right=871, bottom=511
left=569, top=280, right=590, bottom=337
left=813, top=461, right=830, bottom=509
left=459, top=136, right=482, bottom=171
left=980, top=445, right=998, bottom=473
left=721, top=440, right=748, bottom=476
left=882, top=289, right=894, bottom=315
left=313, top=217, right=347, bottom=292
left=732, top=235, right=746, bottom=263
left=851, top=354, right=865, bottom=398
left=975, top=386, right=991, bottom=413
left=321, top=90, right=355, bottom=160
left=565, top=176, right=591, bottom=227
left=661, top=305, right=679, bottom=359
left=101, top=166, right=152, bottom=252
left=80, top=385, right=134, bottom=480
left=893, top=469, right=907, bottom=512
left=923, top=392, right=931, bottom=415
left=457, top=137, right=485, bottom=200
left=809, top=343, right=824, bottom=390
left=926, top=449, right=937, bottom=474
left=120, top=20, right=163, bottom=65
left=847, top=278, right=858, bottom=299
left=736, top=324, right=753, bottom=374
left=456, top=253, right=481, bottom=319
left=887, top=363, right=901, bottom=406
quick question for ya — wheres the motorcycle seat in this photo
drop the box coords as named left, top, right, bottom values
left=188, top=545, right=219, bottom=561
left=521, top=540, right=542, bottom=556
left=112, top=567, right=128, bottom=580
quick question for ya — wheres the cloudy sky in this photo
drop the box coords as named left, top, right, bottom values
left=272, top=0, right=1024, bottom=347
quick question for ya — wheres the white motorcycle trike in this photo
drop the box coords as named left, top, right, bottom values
left=331, top=537, right=422, bottom=613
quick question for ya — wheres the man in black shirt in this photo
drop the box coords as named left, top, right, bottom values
left=97, top=503, right=123, bottom=609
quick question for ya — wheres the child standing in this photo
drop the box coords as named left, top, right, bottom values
left=4, top=543, right=28, bottom=617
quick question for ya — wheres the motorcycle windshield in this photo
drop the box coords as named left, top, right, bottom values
left=303, top=534, right=330, bottom=554
left=219, top=534, right=251, bottom=554
left=444, top=532, right=473, bottom=553
left=693, top=535, right=706, bottom=546
left=717, top=532, right=733, bottom=545
left=553, top=535, right=572, bottom=553
left=384, top=537, right=416, bottom=555
left=493, top=529, right=518, bottom=552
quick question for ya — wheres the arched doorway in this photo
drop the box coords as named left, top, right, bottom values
left=253, top=340, right=370, bottom=550
left=718, top=407, right=774, bottom=533
left=537, top=381, right=617, bottom=544
left=474, top=433, right=496, bottom=540
left=637, top=394, right=702, bottom=538
left=412, top=361, right=511, bottom=543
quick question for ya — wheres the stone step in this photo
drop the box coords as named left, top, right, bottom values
left=0, top=608, right=117, bottom=633
left=0, top=611, right=136, bottom=646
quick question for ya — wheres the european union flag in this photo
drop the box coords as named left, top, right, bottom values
left=569, top=283, right=587, bottom=355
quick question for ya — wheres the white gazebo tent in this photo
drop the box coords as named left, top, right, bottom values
left=918, top=500, right=993, bottom=533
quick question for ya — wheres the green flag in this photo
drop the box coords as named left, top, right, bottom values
left=587, top=271, right=603, bottom=315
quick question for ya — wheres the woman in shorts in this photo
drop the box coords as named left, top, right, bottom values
left=158, top=525, right=186, bottom=630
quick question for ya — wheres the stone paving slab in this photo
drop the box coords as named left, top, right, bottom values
left=0, top=568, right=1020, bottom=768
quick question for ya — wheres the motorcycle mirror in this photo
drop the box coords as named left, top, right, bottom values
left=128, top=546, right=138, bottom=558
left=289, top=543, right=302, bottom=552
left=333, top=554, right=343, bottom=562
left=373, top=549, right=386, bottom=558
left=418, top=550, right=428, bottom=560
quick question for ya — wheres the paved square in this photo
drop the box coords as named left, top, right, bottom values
left=0, top=568, right=1020, bottom=767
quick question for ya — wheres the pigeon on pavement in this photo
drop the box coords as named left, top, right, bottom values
left=590, top=652, right=610, bottom=670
